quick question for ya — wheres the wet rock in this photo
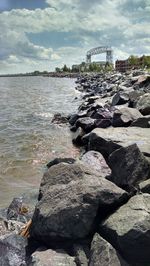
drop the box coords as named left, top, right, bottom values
left=51, top=113, right=68, bottom=124
left=7, top=190, right=38, bottom=223
left=75, top=117, right=96, bottom=133
left=0, top=232, right=27, bottom=266
left=68, top=111, right=88, bottom=126
left=131, top=115, right=150, bottom=128
left=112, top=92, right=129, bottom=106
left=108, top=144, right=150, bottom=189
left=82, top=127, right=150, bottom=158
left=139, top=179, right=150, bottom=194
left=29, top=247, right=76, bottom=266
left=99, top=194, right=150, bottom=264
left=136, top=93, right=150, bottom=115
left=81, top=151, right=111, bottom=175
left=112, top=107, right=142, bottom=127
left=30, top=162, right=128, bottom=243
left=89, top=233, right=129, bottom=266
left=47, top=157, right=76, bottom=169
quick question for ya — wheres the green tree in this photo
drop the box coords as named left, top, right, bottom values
left=128, top=55, right=138, bottom=65
left=62, top=64, right=70, bottom=72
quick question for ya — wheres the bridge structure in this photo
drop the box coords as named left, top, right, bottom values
left=86, top=46, right=113, bottom=64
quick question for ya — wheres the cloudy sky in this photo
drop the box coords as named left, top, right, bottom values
left=0, top=0, right=150, bottom=74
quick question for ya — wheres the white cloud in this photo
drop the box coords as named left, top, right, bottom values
left=0, top=0, right=149, bottom=73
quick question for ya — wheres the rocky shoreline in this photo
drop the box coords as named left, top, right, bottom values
left=0, top=70, right=150, bottom=266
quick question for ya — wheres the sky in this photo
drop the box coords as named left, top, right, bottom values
left=0, top=0, right=150, bottom=74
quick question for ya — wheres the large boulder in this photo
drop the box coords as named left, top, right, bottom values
left=30, top=162, right=128, bottom=243
left=111, top=92, right=129, bottom=106
left=136, top=93, right=150, bottom=115
left=29, top=248, right=76, bottom=266
left=75, top=117, right=96, bottom=133
left=89, top=233, right=129, bottom=266
left=108, top=144, right=150, bottom=189
left=81, top=151, right=111, bottom=176
left=131, top=115, right=150, bottom=128
left=0, top=233, right=27, bottom=266
left=112, top=107, right=142, bottom=127
left=82, top=127, right=150, bottom=158
left=99, top=194, right=150, bottom=264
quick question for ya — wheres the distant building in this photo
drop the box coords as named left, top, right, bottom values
left=115, top=56, right=145, bottom=72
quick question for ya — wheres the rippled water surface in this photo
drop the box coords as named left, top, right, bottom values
left=0, top=76, right=80, bottom=207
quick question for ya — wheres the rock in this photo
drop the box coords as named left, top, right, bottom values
left=139, top=179, right=150, bottom=194
left=81, top=151, right=111, bottom=176
left=0, top=232, right=27, bottom=266
left=74, top=244, right=89, bottom=266
left=91, top=108, right=113, bottom=120
left=134, top=75, right=150, bottom=87
left=99, top=194, right=150, bottom=264
left=47, top=158, right=76, bottom=169
left=72, top=127, right=85, bottom=146
left=108, top=144, right=150, bottom=189
left=136, top=93, right=150, bottom=115
left=112, top=107, right=142, bottom=127
left=7, top=190, right=38, bottom=223
left=82, top=127, right=150, bottom=158
left=131, top=115, right=150, bottom=128
left=51, top=113, right=68, bottom=124
left=128, top=90, right=144, bottom=107
left=30, top=162, right=128, bottom=243
left=75, top=117, right=96, bottom=133
left=29, top=247, right=76, bottom=266
left=95, top=119, right=111, bottom=128
left=0, top=219, right=10, bottom=236
left=112, top=92, right=129, bottom=106
left=68, top=111, right=88, bottom=126
left=89, top=233, right=129, bottom=266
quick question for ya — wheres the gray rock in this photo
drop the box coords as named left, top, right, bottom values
left=112, top=92, right=129, bottom=106
left=89, top=233, right=129, bottom=266
left=47, top=158, right=75, bottom=169
left=29, top=247, right=76, bottom=266
left=128, top=90, right=144, bottom=107
left=82, top=127, right=150, bottom=158
left=30, top=162, right=128, bottom=243
left=136, top=93, right=150, bottom=115
left=112, top=107, right=142, bottom=127
left=74, top=244, right=89, bottom=266
left=108, top=144, right=150, bottom=188
left=75, top=117, right=96, bottom=133
left=139, top=179, right=150, bottom=194
left=51, top=113, right=68, bottom=124
left=0, top=232, right=27, bottom=266
left=99, top=194, right=150, bottom=264
left=131, top=115, right=150, bottom=128
left=72, top=127, right=85, bottom=146
left=95, top=119, right=111, bottom=128
left=81, top=151, right=111, bottom=176
left=7, top=189, right=38, bottom=223
left=134, top=75, right=150, bottom=87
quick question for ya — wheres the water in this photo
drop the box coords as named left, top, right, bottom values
left=0, top=76, right=81, bottom=208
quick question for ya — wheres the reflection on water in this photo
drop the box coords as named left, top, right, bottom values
left=0, top=76, right=80, bottom=207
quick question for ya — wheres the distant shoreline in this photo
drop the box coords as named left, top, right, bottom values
left=0, top=72, right=79, bottom=78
